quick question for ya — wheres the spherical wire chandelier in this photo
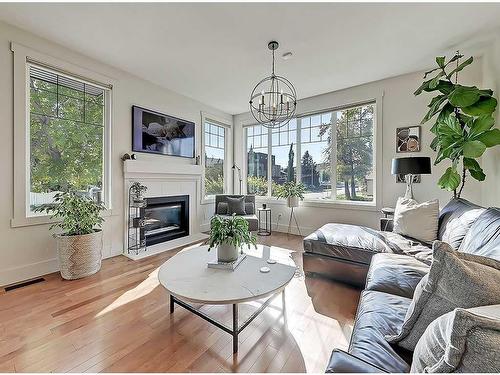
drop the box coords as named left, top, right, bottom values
left=249, top=41, right=297, bottom=129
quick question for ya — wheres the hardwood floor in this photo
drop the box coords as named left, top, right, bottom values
left=0, top=232, right=361, bottom=373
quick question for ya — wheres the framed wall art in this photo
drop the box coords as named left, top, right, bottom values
left=396, top=126, right=421, bottom=153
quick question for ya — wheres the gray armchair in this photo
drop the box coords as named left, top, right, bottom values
left=214, top=195, right=258, bottom=231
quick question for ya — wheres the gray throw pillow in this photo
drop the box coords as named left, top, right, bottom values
left=216, top=202, right=228, bottom=215
left=226, top=196, right=246, bottom=215
left=386, top=241, right=500, bottom=350
left=411, top=305, right=500, bottom=373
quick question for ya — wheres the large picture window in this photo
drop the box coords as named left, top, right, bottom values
left=28, top=64, right=109, bottom=213
left=203, top=120, right=226, bottom=197
left=244, top=101, right=375, bottom=203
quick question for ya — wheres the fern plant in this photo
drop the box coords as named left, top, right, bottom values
left=415, top=52, right=500, bottom=198
left=208, top=214, right=256, bottom=251
left=33, top=191, right=105, bottom=236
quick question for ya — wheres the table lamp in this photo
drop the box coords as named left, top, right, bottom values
left=391, top=157, right=431, bottom=199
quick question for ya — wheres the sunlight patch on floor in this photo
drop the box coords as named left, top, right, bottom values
left=95, top=267, right=160, bottom=317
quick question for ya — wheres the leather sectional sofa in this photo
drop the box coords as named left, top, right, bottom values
left=302, top=198, right=500, bottom=372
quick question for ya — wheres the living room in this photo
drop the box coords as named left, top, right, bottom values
left=0, top=2, right=499, bottom=373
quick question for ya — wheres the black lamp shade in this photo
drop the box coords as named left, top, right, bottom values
left=391, top=157, right=431, bottom=175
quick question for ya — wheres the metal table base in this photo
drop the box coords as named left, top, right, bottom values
left=169, top=290, right=285, bottom=353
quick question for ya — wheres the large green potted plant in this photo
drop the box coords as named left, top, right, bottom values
left=415, top=52, right=500, bottom=198
left=208, top=215, right=256, bottom=262
left=275, top=181, right=306, bottom=207
left=35, top=191, right=105, bottom=280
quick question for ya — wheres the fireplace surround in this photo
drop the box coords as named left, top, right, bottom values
left=141, top=195, right=189, bottom=246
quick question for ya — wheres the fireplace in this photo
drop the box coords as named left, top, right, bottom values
left=141, top=195, right=189, bottom=246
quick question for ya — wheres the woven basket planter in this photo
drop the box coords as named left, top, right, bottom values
left=56, top=230, right=103, bottom=280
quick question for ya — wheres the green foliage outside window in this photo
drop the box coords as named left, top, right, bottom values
left=29, top=68, right=105, bottom=210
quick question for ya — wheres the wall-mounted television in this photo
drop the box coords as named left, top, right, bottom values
left=132, top=105, right=195, bottom=158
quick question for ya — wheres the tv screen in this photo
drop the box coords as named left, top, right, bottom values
left=132, top=106, right=195, bottom=158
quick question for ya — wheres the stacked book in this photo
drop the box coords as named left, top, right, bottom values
left=207, top=253, right=247, bottom=270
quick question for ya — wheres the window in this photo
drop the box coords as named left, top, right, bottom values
left=204, top=120, right=226, bottom=197
left=246, top=125, right=268, bottom=196
left=244, top=101, right=375, bottom=203
left=271, top=120, right=297, bottom=196
left=28, top=64, right=109, bottom=214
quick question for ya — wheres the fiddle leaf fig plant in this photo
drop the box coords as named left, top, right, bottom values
left=415, top=52, right=500, bottom=198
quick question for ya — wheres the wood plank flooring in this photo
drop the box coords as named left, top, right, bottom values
left=0, top=232, right=360, bottom=373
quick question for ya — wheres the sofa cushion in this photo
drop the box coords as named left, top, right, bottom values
left=387, top=241, right=500, bottom=351
left=438, top=198, right=485, bottom=249
left=393, top=197, right=439, bottom=244
left=411, top=304, right=500, bottom=373
left=365, top=253, right=430, bottom=299
left=459, top=207, right=500, bottom=261
left=303, top=223, right=432, bottom=265
left=349, top=290, right=412, bottom=373
left=303, top=224, right=397, bottom=264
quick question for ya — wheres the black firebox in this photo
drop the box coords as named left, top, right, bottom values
left=141, top=195, right=189, bottom=246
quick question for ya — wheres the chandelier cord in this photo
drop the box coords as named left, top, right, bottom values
left=272, top=48, right=275, bottom=76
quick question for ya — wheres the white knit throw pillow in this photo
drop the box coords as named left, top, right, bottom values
left=393, top=197, right=439, bottom=243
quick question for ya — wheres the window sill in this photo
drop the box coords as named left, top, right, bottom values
left=11, top=209, right=116, bottom=228
left=253, top=196, right=379, bottom=211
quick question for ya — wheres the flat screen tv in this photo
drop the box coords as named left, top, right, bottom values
left=132, top=105, right=195, bottom=158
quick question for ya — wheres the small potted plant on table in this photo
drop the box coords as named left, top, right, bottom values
left=209, top=215, right=256, bottom=262
left=35, top=191, right=105, bottom=280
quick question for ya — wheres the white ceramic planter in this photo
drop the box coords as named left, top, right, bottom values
left=287, top=196, right=299, bottom=208
left=56, top=230, right=103, bottom=280
left=217, top=243, right=239, bottom=262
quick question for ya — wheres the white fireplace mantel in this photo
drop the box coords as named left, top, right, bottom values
left=122, top=159, right=206, bottom=260
left=123, top=159, right=203, bottom=179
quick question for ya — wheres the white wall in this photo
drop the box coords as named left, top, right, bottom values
left=233, top=62, right=485, bottom=235
left=480, top=34, right=500, bottom=208
left=0, top=21, right=232, bottom=286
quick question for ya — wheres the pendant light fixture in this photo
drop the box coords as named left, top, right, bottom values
left=249, top=41, right=297, bottom=129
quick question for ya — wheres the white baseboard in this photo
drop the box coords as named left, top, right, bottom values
left=1, top=242, right=139, bottom=287
left=270, top=222, right=315, bottom=237
left=1, top=258, right=59, bottom=287
left=123, top=233, right=208, bottom=261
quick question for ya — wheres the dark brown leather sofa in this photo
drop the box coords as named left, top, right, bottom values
left=302, top=199, right=500, bottom=372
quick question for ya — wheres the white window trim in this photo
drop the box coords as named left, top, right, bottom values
left=11, top=42, right=114, bottom=228
left=242, top=95, right=383, bottom=210
left=200, top=112, right=232, bottom=204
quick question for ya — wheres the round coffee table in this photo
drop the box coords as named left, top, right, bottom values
left=158, top=244, right=296, bottom=353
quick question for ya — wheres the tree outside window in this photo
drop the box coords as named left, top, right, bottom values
left=29, top=65, right=106, bottom=212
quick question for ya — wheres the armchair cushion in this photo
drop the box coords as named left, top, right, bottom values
left=226, top=196, right=246, bottom=215
left=216, top=202, right=228, bottom=215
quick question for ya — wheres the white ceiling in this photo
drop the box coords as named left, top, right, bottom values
left=1, top=3, right=500, bottom=115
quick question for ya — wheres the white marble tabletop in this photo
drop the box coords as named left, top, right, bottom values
left=158, top=244, right=297, bottom=305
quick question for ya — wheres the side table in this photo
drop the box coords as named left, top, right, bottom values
left=257, top=208, right=271, bottom=236
left=380, top=207, right=395, bottom=231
